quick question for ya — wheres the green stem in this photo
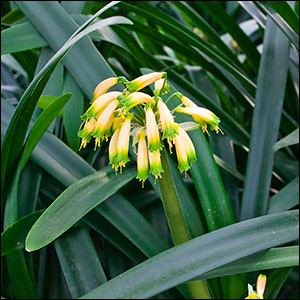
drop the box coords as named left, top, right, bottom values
left=164, top=92, right=177, bottom=105
left=158, top=148, right=212, bottom=299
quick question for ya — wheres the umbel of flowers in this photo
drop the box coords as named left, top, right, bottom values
left=78, top=72, right=222, bottom=186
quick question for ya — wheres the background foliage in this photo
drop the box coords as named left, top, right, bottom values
left=1, top=1, right=299, bottom=299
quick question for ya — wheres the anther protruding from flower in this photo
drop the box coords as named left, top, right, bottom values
left=154, top=78, right=169, bottom=96
left=175, top=106, right=221, bottom=133
left=78, top=118, right=97, bottom=150
left=121, top=92, right=155, bottom=110
left=245, top=274, right=267, bottom=299
left=173, top=134, right=190, bottom=173
left=157, top=99, right=178, bottom=139
left=148, top=150, right=164, bottom=180
left=146, top=106, right=163, bottom=152
left=126, top=72, right=167, bottom=93
left=92, top=100, right=119, bottom=147
left=92, top=77, right=128, bottom=101
left=81, top=91, right=121, bottom=121
left=175, top=124, right=197, bottom=164
left=136, top=131, right=149, bottom=187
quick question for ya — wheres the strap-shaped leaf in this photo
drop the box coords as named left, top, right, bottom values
left=80, top=210, right=299, bottom=299
left=1, top=210, right=44, bottom=256
left=20, top=93, right=72, bottom=170
left=267, top=176, right=299, bottom=214
left=240, top=17, right=290, bottom=220
left=25, top=165, right=136, bottom=252
left=190, top=246, right=299, bottom=281
left=273, top=128, right=299, bottom=152
left=54, top=227, right=107, bottom=298
left=1, top=1, right=132, bottom=214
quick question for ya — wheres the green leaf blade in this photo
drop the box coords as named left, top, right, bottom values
left=241, top=17, right=291, bottom=220
left=25, top=165, right=136, bottom=252
left=80, top=210, right=299, bottom=299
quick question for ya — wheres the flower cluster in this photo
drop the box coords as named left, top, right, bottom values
left=78, top=72, right=221, bottom=186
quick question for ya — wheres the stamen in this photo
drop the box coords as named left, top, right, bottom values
left=153, top=150, right=161, bottom=157
left=167, top=138, right=173, bottom=154
left=215, top=126, right=224, bottom=135
left=139, top=179, right=145, bottom=188
left=94, top=138, right=101, bottom=150
left=201, top=124, right=210, bottom=136
left=79, top=139, right=87, bottom=150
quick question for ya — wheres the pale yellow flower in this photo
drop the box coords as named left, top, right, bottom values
left=126, top=72, right=166, bottom=93
left=92, top=76, right=127, bottom=100
left=157, top=99, right=178, bottom=139
left=121, top=92, right=155, bottom=110
left=93, top=100, right=119, bottom=148
left=136, top=131, right=149, bottom=186
left=81, top=91, right=121, bottom=121
left=175, top=106, right=221, bottom=134
left=146, top=106, right=162, bottom=152
left=78, top=118, right=97, bottom=150
left=148, top=150, right=164, bottom=179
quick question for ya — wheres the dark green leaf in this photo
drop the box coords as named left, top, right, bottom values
left=80, top=210, right=299, bottom=299
left=1, top=210, right=44, bottom=256
left=25, top=165, right=136, bottom=252
left=241, top=17, right=290, bottom=220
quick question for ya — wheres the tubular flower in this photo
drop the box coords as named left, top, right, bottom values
left=245, top=274, right=267, bottom=299
left=121, top=92, right=155, bottom=110
left=81, top=91, right=122, bottom=121
left=146, top=106, right=162, bottom=152
left=176, top=124, right=197, bottom=164
left=125, top=72, right=166, bottom=93
left=148, top=150, right=164, bottom=179
left=173, top=134, right=190, bottom=173
left=136, top=131, right=149, bottom=186
left=109, top=127, right=121, bottom=170
left=92, top=100, right=119, bottom=148
left=175, top=106, right=221, bottom=134
left=78, top=118, right=97, bottom=150
left=78, top=71, right=222, bottom=184
left=92, top=76, right=127, bottom=101
left=154, top=78, right=169, bottom=96
left=116, top=117, right=132, bottom=170
left=176, top=93, right=198, bottom=107
left=157, top=99, right=178, bottom=139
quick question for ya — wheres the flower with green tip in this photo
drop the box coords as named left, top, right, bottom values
left=245, top=274, right=267, bottom=299
left=175, top=124, right=197, bottom=164
left=116, top=117, right=132, bottom=170
left=121, top=92, right=155, bottom=110
left=146, top=106, right=162, bottom=152
left=157, top=99, right=178, bottom=139
left=81, top=91, right=121, bottom=121
left=173, top=134, right=190, bottom=173
left=154, top=78, right=169, bottom=96
left=175, top=106, right=221, bottom=134
left=148, top=150, right=164, bottom=179
left=92, top=100, right=119, bottom=148
left=136, top=131, right=149, bottom=186
left=92, top=76, right=127, bottom=101
left=126, top=72, right=166, bottom=93
left=78, top=118, right=97, bottom=150
left=109, top=127, right=121, bottom=170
